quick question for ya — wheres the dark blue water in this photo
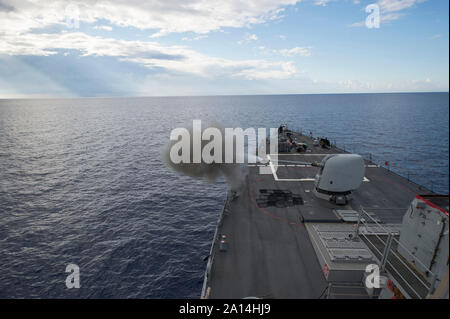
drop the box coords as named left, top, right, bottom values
left=0, top=93, right=448, bottom=298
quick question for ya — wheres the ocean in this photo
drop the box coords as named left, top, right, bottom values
left=0, top=93, right=448, bottom=298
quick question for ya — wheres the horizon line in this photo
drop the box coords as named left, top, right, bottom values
left=1, top=91, right=449, bottom=100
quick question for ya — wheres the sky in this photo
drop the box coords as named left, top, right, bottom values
left=0, top=0, right=448, bottom=98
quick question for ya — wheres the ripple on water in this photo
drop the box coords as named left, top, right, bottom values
left=0, top=94, right=448, bottom=298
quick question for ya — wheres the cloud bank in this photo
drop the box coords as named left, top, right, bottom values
left=0, top=0, right=301, bottom=81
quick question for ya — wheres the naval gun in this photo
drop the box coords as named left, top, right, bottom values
left=313, top=154, right=365, bottom=205
left=267, top=154, right=365, bottom=205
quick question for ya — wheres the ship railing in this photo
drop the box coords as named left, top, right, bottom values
left=361, top=153, right=439, bottom=194
left=201, top=194, right=229, bottom=299
left=356, top=207, right=437, bottom=299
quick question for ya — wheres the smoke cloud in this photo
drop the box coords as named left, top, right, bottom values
left=162, top=122, right=248, bottom=191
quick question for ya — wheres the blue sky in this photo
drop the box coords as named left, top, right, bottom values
left=0, top=0, right=448, bottom=97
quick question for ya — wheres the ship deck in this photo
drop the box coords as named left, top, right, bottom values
left=203, top=132, right=434, bottom=299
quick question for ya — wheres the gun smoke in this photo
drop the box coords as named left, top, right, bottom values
left=162, top=122, right=251, bottom=191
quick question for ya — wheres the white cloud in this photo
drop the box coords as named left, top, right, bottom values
left=0, top=1, right=302, bottom=82
left=349, top=21, right=365, bottom=27
left=381, top=13, right=405, bottom=23
left=279, top=46, right=311, bottom=57
left=93, top=25, right=113, bottom=31
left=233, top=61, right=296, bottom=80
left=378, top=0, right=426, bottom=13
left=349, top=0, right=426, bottom=27
left=238, top=33, right=259, bottom=44
left=246, top=33, right=258, bottom=41
left=337, top=79, right=374, bottom=90
left=0, top=0, right=300, bottom=36
left=0, top=31, right=296, bottom=80
left=181, top=35, right=208, bottom=41
left=349, top=12, right=404, bottom=28
left=314, top=0, right=334, bottom=6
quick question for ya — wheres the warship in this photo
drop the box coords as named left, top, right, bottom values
left=201, top=126, right=449, bottom=299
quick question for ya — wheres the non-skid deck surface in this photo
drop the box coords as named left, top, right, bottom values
left=206, top=133, right=433, bottom=298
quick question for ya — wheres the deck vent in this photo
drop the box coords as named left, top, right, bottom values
left=335, top=210, right=360, bottom=222
left=257, top=189, right=304, bottom=208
